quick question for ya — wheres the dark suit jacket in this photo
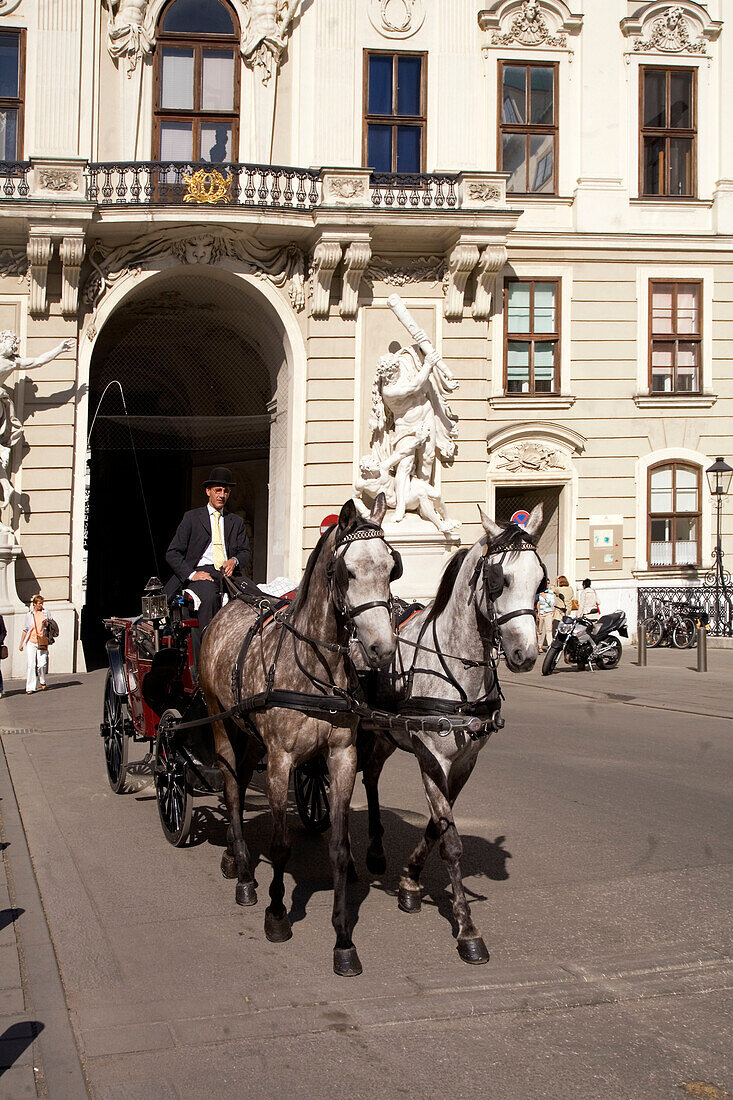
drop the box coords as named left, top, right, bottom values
left=164, top=506, right=251, bottom=597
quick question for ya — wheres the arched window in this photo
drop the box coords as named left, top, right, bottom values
left=154, top=0, right=240, bottom=163
left=648, top=461, right=701, bottom=567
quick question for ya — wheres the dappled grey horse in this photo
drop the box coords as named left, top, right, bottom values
left=199, top=496, right=397, bottom=977
left=360, top=505, right=545, bottom=963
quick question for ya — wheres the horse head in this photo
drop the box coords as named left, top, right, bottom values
left=476, top=504, right=546, bottom=672
left=329, top=494, right=397, bottom=669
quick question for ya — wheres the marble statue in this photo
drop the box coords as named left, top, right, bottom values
left=0, top=332, right=75, bottom=519
left=242, top=0, right=299, bottom=83
left=105, top=0, right=154, bottom=75
left=354, top=297, right=460, bottom=533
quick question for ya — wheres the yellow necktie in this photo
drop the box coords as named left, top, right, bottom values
left=212, top=512, right=226, bottom=570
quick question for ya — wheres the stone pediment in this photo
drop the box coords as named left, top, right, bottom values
left=478, top=0, right=583, bottom=57
left=620, top=3, right=722, bottom=57
left=487, top=422, right=586, bottom=477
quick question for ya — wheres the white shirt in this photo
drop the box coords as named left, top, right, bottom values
left=192, top=504, right=228, bottom=575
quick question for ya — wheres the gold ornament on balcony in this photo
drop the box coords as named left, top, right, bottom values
left=183, top=168, right=233, bottom=205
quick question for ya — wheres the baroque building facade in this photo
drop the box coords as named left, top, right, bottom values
left=0, top=0, right=731, bottom=672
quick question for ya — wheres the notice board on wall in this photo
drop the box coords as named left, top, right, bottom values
left=589, top=516, right=623, bottom=570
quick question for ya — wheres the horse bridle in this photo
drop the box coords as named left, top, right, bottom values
left=468, top=524, right=548, bottom=633
left=327, top=523, right=403, bottom=631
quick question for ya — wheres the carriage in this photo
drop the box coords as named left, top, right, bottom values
left=100, top=579, right=332, bottom=846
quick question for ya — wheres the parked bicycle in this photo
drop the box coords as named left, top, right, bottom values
left=639, top=604, right=708, bottom=650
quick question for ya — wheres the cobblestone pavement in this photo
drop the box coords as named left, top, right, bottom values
left=0, top=651, right=731, bottom=1099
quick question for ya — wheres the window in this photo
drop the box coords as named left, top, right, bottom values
left=153, top=0, right=239, bottom=162
left=499, top=62, right=557, bottom=194
left=0, top=30, right=25, bottom=160
left=364, top=51, right=426, bottom=173
left=648, top=462, right=701, bottom=567
left=649, top=281, right=701, bottom=393
left=641, top=67, right=696, bottom=197
left=504, top=279, right=560, bottom=395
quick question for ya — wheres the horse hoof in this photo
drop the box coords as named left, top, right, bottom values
left=264, top=909, right=292, bottom=943
left=221, top=852, right=237, bottom=879
left=333, top=947, right=363, bottom=977
left=397, top=886, right=422, bottom=913
left=347, top=860, right=359, bottom=884
left=366, top=851, right=387, bottom=876
left=457, top=936, right=490, bottom=965
left=235, top=881, right=258, bottom=907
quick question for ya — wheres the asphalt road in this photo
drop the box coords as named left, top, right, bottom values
left=0, top=658, right=731, bottom=1099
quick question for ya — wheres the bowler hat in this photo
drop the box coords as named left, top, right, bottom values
left=203, top=466, right=236, bottom=488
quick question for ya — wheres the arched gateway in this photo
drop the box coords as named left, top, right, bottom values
left=74, top=266, right=306, bottom=667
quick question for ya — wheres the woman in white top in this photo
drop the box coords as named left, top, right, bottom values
left=577, top=578, right=600, bottom=619
left=19, top=594, right=49, bottom=693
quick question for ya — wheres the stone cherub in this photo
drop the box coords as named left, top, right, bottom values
left=0, top=331, right=75, bottom=517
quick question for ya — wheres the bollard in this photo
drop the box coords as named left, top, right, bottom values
left=697, top=624, right=707, bottom=673
left=637, top=627, right=647, bottom=667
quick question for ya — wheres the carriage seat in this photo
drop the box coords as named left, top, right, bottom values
left=393, top=598, right=425, bottom=630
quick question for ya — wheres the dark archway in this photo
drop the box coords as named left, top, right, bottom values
left=82, top=271, right=286, bottom=667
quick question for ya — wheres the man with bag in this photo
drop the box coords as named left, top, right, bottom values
left=18, top=594, right=50, bottom=693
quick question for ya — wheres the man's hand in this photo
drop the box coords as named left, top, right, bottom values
left=191, top=571, right=215, bottom=582
left=223, top=558, right=237, bottom=577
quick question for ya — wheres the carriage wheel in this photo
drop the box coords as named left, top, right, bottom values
left=154, top=708, right=194, bottom=847
left=294, top=757, right=331, bottom=833
left=101, top=670, right=130, bottom=794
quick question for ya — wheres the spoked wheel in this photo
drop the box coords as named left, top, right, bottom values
left=294, top=757, right=331, bottom=833
left=597, top=636, right=622, bottom=669
left=672, top=616, right=696, bottom=649
left=101, top=670, right=130, bottom=794
left=640, top=617, right=663, bottom=648
left=154, top=708, right=194, bottom=847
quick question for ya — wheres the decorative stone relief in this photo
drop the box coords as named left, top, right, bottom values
left=327, top=178, right=365, bottom=202
left=368, top=0, right=425, bottom=39
left=36, top=168, right=81, bottom=194
left=241, top=0, right=300, bottom=85
left=0, top=1, right=24, bottom=15
left=493, top=441, right=568, bottom=473
left=443, top=243, right=480, bottom=321
left=364, top=255, right=446, bottom=289
left=628, top=5, right=709, bottom=54
left=473, top=245, right=507, bottom=322
left=309, top=239, right=342, bottom=320
left=0, top=248, right=29, bottom=282
left=26, top=236, right=52, bottom=317
left=60, top=236, right=86, bottom=318
left=340, top=241, right=371, bottom=321
left=83, top=227, right=307, bottom=321
left=104, top=0, right=154, bottom=76
left=479, top=1, right=582, bottom=57
left=468, top=182, right=502, bottom=203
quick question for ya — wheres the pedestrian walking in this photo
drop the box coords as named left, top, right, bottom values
left=577, top=577, right=600, bottom=619
left=19, top=594, right=49, bottom=693
left=551, top=575, right=575, bottom=637
left=0, top=612, right=7, bottom=698
left=536, top=581, right=554, bottom=651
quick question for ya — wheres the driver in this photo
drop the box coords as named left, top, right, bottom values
left=163, top=467, right=251, bottom=632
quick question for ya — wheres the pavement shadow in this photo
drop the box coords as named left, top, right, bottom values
left=0, top=907, right=24, bottom=934
left=0, top=1021, right=44, bottom=1075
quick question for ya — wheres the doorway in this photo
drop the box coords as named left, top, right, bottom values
left=495, top=485, right=561, bottom=580
left=82, top=272, right=285, bottom=667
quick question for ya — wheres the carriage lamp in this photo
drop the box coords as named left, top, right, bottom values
left=705, top=457, right=733, bottom=637
left=141, top=576, right=168, bottom=621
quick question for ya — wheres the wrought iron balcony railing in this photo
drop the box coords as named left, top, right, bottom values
left=0, top=160, right=506, bottom=213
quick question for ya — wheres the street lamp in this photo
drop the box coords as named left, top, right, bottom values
left=705, top=457, right=733, bottom=636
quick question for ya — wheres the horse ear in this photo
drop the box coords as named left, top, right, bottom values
left=338, top=498, right=358, bottom=530
left=478, top=505, right=502, bottom=538
left=524, top=503, right=544, bottom=538
left=370, top=492, right=387, bottom=526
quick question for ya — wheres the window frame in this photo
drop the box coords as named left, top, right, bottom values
left=503, top=276, right=561, bottom=396
left=498, top=60, right=558, bottom=196
left=648, top=279, right=702, bottom=395
left=362, top=49, right=427, bottom=174
left=647, top=460, right=702, bottom=569
left=152, top=0, right=240, bottom=163
left=0, top=28, right=26, bottom=161
left=639, top=65, right=697, bottom=199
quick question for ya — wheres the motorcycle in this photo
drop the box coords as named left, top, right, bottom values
left=541, top=611, right=628, bottom=675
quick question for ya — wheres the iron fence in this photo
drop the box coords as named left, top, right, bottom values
left=0, top=162, right=30, bottom=198
left=637, top=585, right=733, bottom=636
left=370, top=171, right=459, bottom=208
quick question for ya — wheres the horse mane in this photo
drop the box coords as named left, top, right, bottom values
left=425, top=547, right=469, bottom=624
left=288, top=526, right=333, bottom=619
left=485, top=520, right=538, bottom=555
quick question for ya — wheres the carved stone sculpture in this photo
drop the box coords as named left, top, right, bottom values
left=104, top=0, right=154, bottom=76
left=495, top=441, right=567, bottom=473
left=0, top=332, right=75, bottom=523
left=241, top=0, right=299, bottom=84
left=354, top=297, right=459, bottom=533
left=633, top=6, right=707, bottom=55
left=368, top=0, right=425, bottom=38
left=492, top=0, right=567, bottom=47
